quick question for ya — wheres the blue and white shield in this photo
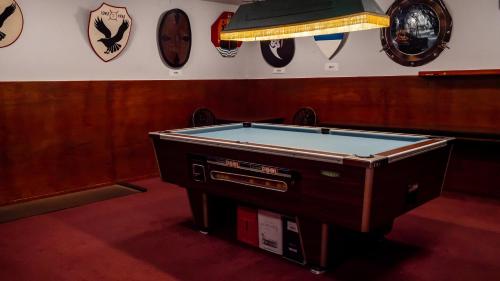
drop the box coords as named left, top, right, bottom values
left=313, top=33, right=349, bottom=60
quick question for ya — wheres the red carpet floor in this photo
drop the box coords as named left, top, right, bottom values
left=1, top=178, right=499, bottom=281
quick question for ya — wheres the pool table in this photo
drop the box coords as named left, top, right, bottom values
left=150, top=123, right=453, bottom=271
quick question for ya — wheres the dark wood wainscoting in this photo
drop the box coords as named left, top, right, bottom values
left=245, top=76, right=500, bottom=134
left=0, top=80, right=250, bottom=205
left=244, top=76, right=500, bottom=198
left=1, top=76, right=499, bottom=204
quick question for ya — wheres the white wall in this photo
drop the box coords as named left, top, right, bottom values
left=2, top=0, right=500, bottom=81
left=0, top=0, right=243, bottom=81
left=243, top=0, right=500, bottom=78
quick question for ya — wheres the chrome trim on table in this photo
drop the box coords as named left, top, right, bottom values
left=151, top=123, right=452, bottom=167
left=170, top=123, right=242, bottom=134
left=210, top=170, right=288, bottom=192
left=207, top=159, right=292, bottom=178
left=251, top=123, right=431, bottom=140
left=361, top=167, right=374, bottom=232
left=386, top=140, right=449, bottom=163
left=157, top=133, right=347, bottom=164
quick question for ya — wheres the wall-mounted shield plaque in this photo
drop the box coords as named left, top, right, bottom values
left=158, top=9, right=192, bottom=69
left=211, top=12, right=242, bottom=57
left=314, top=33, right=349, bottom=60
left=0, top=0, right=23, bottom=48
left=260, top=39, right=295, bottom=68
left=381, top=0, right=452, bottom=67
left=88, top=3, right=132, bottom=62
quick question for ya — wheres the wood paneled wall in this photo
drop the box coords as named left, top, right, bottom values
left=0, top=80, right=251, bottom=205
left=1, top=76, right=499, bottom=205
left=244, top=76, right=500, bottom=134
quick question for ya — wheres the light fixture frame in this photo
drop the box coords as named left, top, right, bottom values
left=220, top=0, right=390, bottom=42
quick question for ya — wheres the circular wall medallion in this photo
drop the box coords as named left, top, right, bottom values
left=260, top=39, right=295, bottom=68
left=192, top=108, right=216, bottom=127
left=0, top=0, right=23, bottom=48
left=381, top=0, right=452, bottom=67
left=292, top=107, right=318, bottom=126
left=158, top=9, right=192, bottom=69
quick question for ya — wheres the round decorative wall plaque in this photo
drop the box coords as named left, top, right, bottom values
left=292, top=107, right=318, bottom=126
left=192, top=108, right=216, bottom=127
left=260, top=39, right=295, bottom=68
left=158, top=9, right=192, bottom=69
left=0, top=0, right=23, bottom=48
left=381, top=0, right=452, bottom=67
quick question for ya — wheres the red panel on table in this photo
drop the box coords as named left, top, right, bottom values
left=236, top=206, right=259, bottom=247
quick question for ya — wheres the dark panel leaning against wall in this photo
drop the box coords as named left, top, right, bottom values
left=0, top=82, right=113, bottom=206
left=445, top=139, right=500, bottom=198
left=0, top=80, right=250, bottom=206
left=243, top=76, right=500, bottom=199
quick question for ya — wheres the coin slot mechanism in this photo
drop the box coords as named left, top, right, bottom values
left=192, top=164, right=206, bottom=182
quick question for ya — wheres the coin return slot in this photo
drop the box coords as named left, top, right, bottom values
left=192, top=164, right=206, bottom=182
left=210, top=171, right=288, bottom=192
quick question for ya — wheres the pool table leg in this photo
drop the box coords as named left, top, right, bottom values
left=297, top=218, right=330, bottom=274
left=186, top=189, right=210, bottom=233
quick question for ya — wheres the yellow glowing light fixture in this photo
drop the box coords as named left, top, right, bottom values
left=221, top=0, right=390, bottom=42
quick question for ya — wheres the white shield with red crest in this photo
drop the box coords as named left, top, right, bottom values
left=211, top=12, right=242, bottom=57
left=88, top=3, right=132, bottom=62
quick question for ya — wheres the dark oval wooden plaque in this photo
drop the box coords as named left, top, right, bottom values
left=158, top=9, right=192, bottom=69
left=381, top=0, right=452, bottom=67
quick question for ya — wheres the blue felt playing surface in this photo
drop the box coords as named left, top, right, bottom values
left=178, top=124, right=426, bottom=157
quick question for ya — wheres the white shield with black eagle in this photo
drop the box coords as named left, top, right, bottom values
left=88, top=3, right=132, bottom=62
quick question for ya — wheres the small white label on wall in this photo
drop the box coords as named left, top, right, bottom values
left=324, top=62, right=339, bottom=72
left=273, top=68, right=286, bottom=74
left=169, top=69, right=183, bottom=76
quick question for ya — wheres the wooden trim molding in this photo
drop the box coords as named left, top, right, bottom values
left=419, top=69, right=500, bottom=77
